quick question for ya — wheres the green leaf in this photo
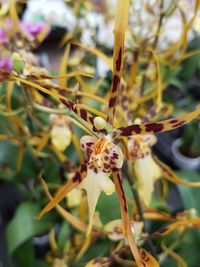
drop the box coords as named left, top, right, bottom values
left=97, top=192, right=120, bottom=224
left=177, top=170, right=200, bottom=250
left=33, top=260, right=51, bottom=267
left=6, top=201, right=54, bottom=254
left=73, top=240, right=111, bottom=267
left=97, top=179, right=132, bottom=224
left=14, top=240, right=51, bottom=267
left=161, top=232, right=200, bottom=267
left=18, top=147, right=39, bottom=180
left=177, top=170, right=200, bottom=214
left=14, top=240, right=34, bottom=267
left=160, top=64, right=182, bottom=84
left=57, top=221, right=70, bottom=249
left=0, top=141, right=18, bottom=170
left=41, top=156, right=60, bottom=183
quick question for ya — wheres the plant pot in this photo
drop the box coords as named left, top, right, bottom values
left=171, top=138, right=200, bottom=170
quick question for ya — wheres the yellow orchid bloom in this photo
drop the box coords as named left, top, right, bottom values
left=128, top=135, right=161, bottom=206
left=105, top=219, right=143, bottom=244
left=51, top=125, right=72, bottom=152
left=79, top=135, right=124, bottom=234
left=134, top=154, right=161, bottom=206
left=50, top=114, right=72, bottom=152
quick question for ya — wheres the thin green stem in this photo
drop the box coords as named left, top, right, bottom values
left=32, top=103, right=98, bottom=137
left=159, top=231, right=186, bottom=263
left=0, top=107, right=24, bottom=116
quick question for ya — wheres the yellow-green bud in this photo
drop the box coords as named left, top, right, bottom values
left=12, top=52, right=25, bottom=74
left=94, top=116, right=106, bottom=130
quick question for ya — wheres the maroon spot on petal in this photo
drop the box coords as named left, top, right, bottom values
left=92, top=126, right=99, bottom=133
left=86, top=142, right=94, bottom=147
left=110, top=159, right=115, bottom=165
left=116, top=47, right=122, bottom=71
left=67, top=100, right=77, bottom=112
left=109, top=96, right=117, bottom=108
left=86, top=151, right=92, bottom=159
left=145, top=123, right=164, bottom=133
left=80, top=164, right=87, bottom=173
left=119, top=124, right=142, bottom=136
left=89, top=116, right=94, bottom=124
left=60, top=98, right=70, bottom=109
left=140, top=250, right=150, bottom=262
left=104, top=163, right=110, bottom=169
left=80, top=109, right=87, bottom=121
left=104, top=155, right=109, bottom=161
left=99, top=128, right=107, bottom=135
left=87, top=148, right=93, bottom=154
left=169, top=119, right=178, bottom=124
left=73, top=172, right=81, bottom=182
left=112, top=75, right=120, bottom=93
left=105, top=148, right=109, bottom=154
left=113, top=153, right=119, bottom=159
left=93, top=167, right=98, bottom=174
left=172, top=120, right=185, bottom=128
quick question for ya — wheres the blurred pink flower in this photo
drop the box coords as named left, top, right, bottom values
left=0, top=57, right=12, bottom=72
left=20, top=21, right=49, bottom=37
left=0, top=28, right=7, bottom=44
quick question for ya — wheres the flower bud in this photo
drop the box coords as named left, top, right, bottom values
left=94, top=116, right=106, bottom=130
left=12, top=52, right=25, bottom=74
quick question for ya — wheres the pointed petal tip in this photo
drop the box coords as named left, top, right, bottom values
left=35, top=213, right=42, bottom=221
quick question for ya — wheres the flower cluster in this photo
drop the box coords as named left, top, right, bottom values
left=1, top=1, right=200, bottom=267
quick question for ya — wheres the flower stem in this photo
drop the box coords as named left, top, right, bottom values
left=123, top=166, right=158, bottom=260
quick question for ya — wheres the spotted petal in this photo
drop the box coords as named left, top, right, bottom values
left=37, top=161, right=87, bottom=219
left=118, top=108, right=200, bottom=136
left=80, top=135, right=96, bottom=159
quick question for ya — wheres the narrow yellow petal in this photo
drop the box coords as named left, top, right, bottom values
left=58, top=44, right=70, bottom=88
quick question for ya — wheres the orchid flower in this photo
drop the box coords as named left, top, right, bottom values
left=36, top=130, right=144, bottom=266
left=78, top=135, right=123, bottom=233
left=50, top=114, right=72, bottom=152
left=128, top=134, right=161, bottom=206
